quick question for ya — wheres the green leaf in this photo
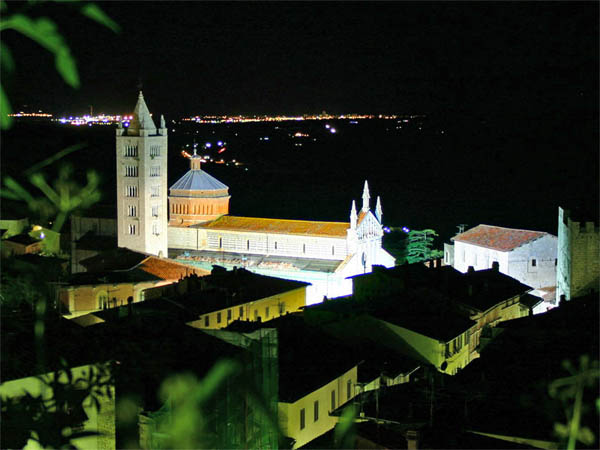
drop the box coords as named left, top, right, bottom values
left=0, top=84, right=13, bottom=129
left=55, top=48, right=79, bottom=89
left=1, top=43, right=15, bottom=73
left=2, top=14, right=80, bottom=88
left=80, top=3, right=120, bottom=33
left=577, top=426, right=595, bottom=445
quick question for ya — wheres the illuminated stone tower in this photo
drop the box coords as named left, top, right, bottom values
left=116, top=92, right=168, bottom=257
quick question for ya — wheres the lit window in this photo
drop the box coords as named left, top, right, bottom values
left=128, top=224, right=136, bottom=235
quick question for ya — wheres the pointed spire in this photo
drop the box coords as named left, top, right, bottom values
left=129, top=91, right=156, bottom=133
left=160, top=114, right=166, bottom=129
left=350, top=200, right=358, bottom=229
left=375, top=196, right=383, bottom=223
left=362, top=180, right=370, bottom=212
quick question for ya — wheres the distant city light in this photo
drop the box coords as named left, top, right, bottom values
left=217, top=141, right=223, bottom=146
left=330, top=128, right=336, bottom=133
left=325, top=124, right=331, bottom=129
left=402, top=226, right=410, bottom=233
left=383, top=227, right=391, bottom=233
left=205, top=142, right=212, bottom=148
left=40, top=232, right=45, bottom=239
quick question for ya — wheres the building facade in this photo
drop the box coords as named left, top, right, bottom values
left=451, top=224, right=557, bottom=289
left=113, top=93, right=394, bottom=303
left=116, top=92, right=168, bottom=257
left=556, top=207, right=599, bottom=301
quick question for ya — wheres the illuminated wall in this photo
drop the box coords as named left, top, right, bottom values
left=0, top=364, right=115, bottom=449
left=454, top=235, right=557, bottom=289
left=279, top=365, right=358, bottom=449
left=188, top=286, right=307, bottom=329
left=59, top=280, right=169, bottom=316
left=557, top=207, right=599, bottom=301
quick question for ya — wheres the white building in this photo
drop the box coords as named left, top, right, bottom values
left=116, top=92, right=168, bottom=257
left=450, top=224, right=557, bottom=289
left=114, top=93, right=395, bottom=303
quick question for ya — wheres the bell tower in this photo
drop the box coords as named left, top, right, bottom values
left=116, top=92, right=168, bottom=257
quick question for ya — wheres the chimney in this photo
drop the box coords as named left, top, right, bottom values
left=467, top=266, right=475, bottom=273
left=491, top=261, right=499, bottom=271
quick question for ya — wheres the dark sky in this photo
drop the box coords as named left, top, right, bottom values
left=3, top=2, right=598, bottom=118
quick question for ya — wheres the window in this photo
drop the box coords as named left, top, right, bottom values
left=445, top=251, right=449, bottom=263
left=152, top=222, right=160, bottom=236
left=300, top=408, right=306, bottom=430
left=347, top=380, right=352, bottom=400
left=152, top=205, right=159, bottom=217
left=279, top=302, right=286, bottom=315
left=313, top=400, right=319, bottom=422
left=124, top=145, right=138, bottom=157
left=274, top=241, right=278, bottom=250
left=150, top=166, right=160, bottom=177
left=239, top=306, right=244, bottom=318
left=555, top=258, right=558, bottom=266
left=331, top=390, right=336, bottom=411
left=128, top=224, right=136, bottom=235
left=125, top=186, right=138, bottom=197
left=125, top=165, right=138, bottom=177
left=204, top=315, right=209, bottom=327
left=265, top=306, right=270, bottom=318
left=217, top=312, right=221, bottom=324
left=150, top=145, right=160, bottom=157
left=128, top=205, right=137, bottom=217
left=303, top=243, right=306, bottom=254
left=254, top=310, right=259, bottom=320
left=151, top=186, right=160, bottom=197
left=462, top=250, right=466, bottom=262
left=227, top=309, right=232, bottom=321
left=219, top=237, right=222, bottom=249
left=247, top=240, right=250, bottom=250
left=332, top=245, right=335, bottom=256
left=531, top=259, right=537, bottom=267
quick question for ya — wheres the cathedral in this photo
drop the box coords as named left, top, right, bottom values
left=117, top=93, right=395, bottom=303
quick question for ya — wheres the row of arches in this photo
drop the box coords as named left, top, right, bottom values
left=171, top=203, right=218, bottom=215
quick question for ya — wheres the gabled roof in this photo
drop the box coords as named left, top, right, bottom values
left=3, top=234, right=39, bottom=246
left=169, top=169, right=229, bottom=193
left=196, top=215, right=350, bottom=237
left=452, top=224, right=552, bottom=251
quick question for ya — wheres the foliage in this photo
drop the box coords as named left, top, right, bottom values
left=549, top=355, right=599, bottom=449
left=1, top=157, right=102, bottom=232
left=406, top=229, right=443, bottom=264
left=333, top=404, right=357, bottom=448
left=1, top=361, right=114, bottom=449
left=0, top=0, right=119, bottom=129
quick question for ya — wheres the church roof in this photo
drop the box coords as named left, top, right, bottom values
left=129, top=91, right=156, bottom=131
left=452, top=224, right=552, bottom=252
left=169, top=169, right=229, bottom=192
left=195, top=215, right=349, bottom=237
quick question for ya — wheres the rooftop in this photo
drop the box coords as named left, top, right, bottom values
left=452, top=224, right=552, bottom=252
left=2, top=233, right=39, bottom=246
left=173, top=249, right=344, bottom=273
left=195, top=215, right=350, bottom=238
left=169, top=168, right=229, bottom=193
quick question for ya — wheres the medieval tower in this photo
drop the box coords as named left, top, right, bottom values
left=116, top=92, right=168, bottom=257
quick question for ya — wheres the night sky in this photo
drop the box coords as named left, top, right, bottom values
left=3, top=2, right=598, bottom=118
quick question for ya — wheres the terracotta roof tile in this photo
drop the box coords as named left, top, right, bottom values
left=138, top=257, right=210, bottom=281
left=452, top=224, right=550, bottom=252
left=196, top=215, right=349, bottom=238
